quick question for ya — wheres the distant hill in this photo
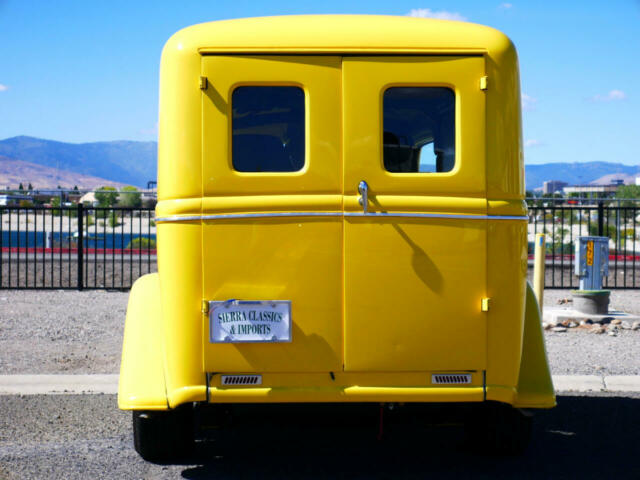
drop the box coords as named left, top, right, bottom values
left=524, top=162, right=640, bottom=191
left=0, top=136, right=156, bottom=188
left=0, top=156, right=127, bottom=190
left=1, top=136, right=638, bottom=192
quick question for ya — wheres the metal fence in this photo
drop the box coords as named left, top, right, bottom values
left=0, top=205, right=156, bottom=290
left=527, top=198, right=640, bottom=289
left=2, top=200, right=640, bottom=290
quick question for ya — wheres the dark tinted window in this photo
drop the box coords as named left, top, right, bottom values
left=232, top=86, right=305, bottom=172
left=383, top=87, right=455, bottom=173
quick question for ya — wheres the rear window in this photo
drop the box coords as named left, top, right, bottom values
left=232, top=86, right=305, bottom=172
left=383, top=87, right=455, bottom=173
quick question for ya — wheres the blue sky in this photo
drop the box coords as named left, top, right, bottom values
left=0, top=0, right=638, bottom=165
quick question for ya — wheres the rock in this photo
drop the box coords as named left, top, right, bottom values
left=567, top=321, right=578, bottom=328
left=552, top=326, right=567, bottom=333
left=542, top=322, right=552, bottom=330
left=632, top=321, right=640, bottom=331
left=610, top=319, right=622, bottom=325
left=589, top=325, right=605, bottom=334
left=557, top=298, right=572, bottom=305
left=579, top=319, right=593, bottom=325
left=620, top=321, right=632, bottom=330
left=608, top=331, right=617, bottom=337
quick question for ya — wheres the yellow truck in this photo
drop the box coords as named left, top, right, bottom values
left=118, top=15, right=555, bottom=461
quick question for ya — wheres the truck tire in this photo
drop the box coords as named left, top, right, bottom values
left=465, top=402, right=532, bottom=455
left=133, top=404, right=195, bottom=462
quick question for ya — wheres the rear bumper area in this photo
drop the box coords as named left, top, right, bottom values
left=207, top=385, right=484, bottom=403
left=205, top=371, right=484, bottom=404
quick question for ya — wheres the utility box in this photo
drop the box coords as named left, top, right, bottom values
left=575, top=236, right=609, bottom=290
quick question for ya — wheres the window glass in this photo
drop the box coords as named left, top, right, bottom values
left=232, top=86, right=305, bottom=172
left=383, top=87, right=455, bottom=173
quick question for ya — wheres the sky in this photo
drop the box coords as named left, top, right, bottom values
left=0, top=0, right=639, bottom=165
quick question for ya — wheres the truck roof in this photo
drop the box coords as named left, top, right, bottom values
left=165, top=15, right=513, bottom=56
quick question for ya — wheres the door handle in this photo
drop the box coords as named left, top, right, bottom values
left=358, top=180, right=369, bottom=214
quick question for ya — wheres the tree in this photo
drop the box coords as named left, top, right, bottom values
left=18, top=183, right=24, bottom=190
left=95, top=186, right=119, bottom=207
left=27, top=183, right=33, bottom=190
left=118, top=186, right=142, bottom=208
left=615, top=185, right=640, bottom=207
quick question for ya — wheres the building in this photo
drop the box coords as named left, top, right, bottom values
left=562, top=184, right=620, bottom=198
left=0, top=194, right=31, bottom=206
left=542, top=180, right=568, bottom=194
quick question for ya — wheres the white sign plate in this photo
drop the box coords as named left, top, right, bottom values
left=209, top=300, right=292, bottom=343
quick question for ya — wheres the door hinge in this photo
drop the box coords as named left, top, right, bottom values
left=481, top=297, right=491, bottom=312
left=479, top=76, right=488, bottom=91
left=199, top=76, right=208, bottom=90
left=202, top=300, right=210, bottom=314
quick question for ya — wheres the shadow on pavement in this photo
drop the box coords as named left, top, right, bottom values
left=180, top=395, right=639, bottom=479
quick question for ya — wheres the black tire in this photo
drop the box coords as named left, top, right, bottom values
left=133, top=404, right=195, bottom=463
left=465, top=402, right=532, bottom=455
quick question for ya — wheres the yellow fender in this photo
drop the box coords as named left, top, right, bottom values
left=513, top=282, right=556, bottom=408
left=118, top=273, right=169, bottom=410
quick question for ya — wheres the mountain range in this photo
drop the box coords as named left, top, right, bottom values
left=0, top=136, right=638, bottom=191
left=0, top=136, right=156, bottom=189
left=525, top=162, right=640, bottom=191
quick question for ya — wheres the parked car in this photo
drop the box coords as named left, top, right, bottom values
left=119, top=15, right=555, bottom=461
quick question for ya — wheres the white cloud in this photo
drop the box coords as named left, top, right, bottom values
left=522, top=93, right=537, bottom=111
left=524, top=139, right=542, bottom=148
left=406, top=8, right=467, bottom=21
left=590, top=89, right=626, bottom=102
left=499, top=3, right=513, bottom=8
left=0, top=84, right=8, bottom=92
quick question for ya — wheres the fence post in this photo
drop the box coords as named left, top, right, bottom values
left=77, top=203, right=83, bottom=291
left=533, top=233, right=546, bottom=313
left=597, top=200, right=604, bottom=237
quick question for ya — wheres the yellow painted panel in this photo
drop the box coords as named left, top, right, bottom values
left=118, top=273, right=168, bottom=410
left=342, top=56, right=487, bottom=373
left=342, top=56, right=486, bottom=198
left=513, top=282, right=556, bottom=408
left=344, top=217, right=487, bottom=371
left=208, top=386, right=484, bottom=403
left=485, top=219, right=527, bottom=390
left=202, top=217, right=343, bottom=373
left=201, top=56, right=342, bottom=196
left=156, top=222, right=207, bottom=406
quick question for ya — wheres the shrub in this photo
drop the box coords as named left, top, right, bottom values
left=126, top=237, right=156, bottom=250
left=108, top=211, right=119, bottom=228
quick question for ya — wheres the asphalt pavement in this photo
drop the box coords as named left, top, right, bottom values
left=1, top=392, right=639, bottom=479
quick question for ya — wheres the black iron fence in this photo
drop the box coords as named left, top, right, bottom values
left=0, top=205, right=156, bottom=290
left=2, top=200, right=640, bottom=290
left=527, top=198, right=640, bottom=289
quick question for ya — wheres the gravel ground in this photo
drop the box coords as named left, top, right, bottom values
left=0, top=290, right=128, bottom=374
left=0, top=289, right=638, bottom=376
left=0, top=393, right=639, bottom=479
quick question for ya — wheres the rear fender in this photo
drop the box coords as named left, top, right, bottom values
left=513, top=282, right=556, bottom=408
left=118, top=273, right=169, bottom=410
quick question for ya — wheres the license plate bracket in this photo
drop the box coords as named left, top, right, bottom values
left=209, top=300, right=292, bottom=343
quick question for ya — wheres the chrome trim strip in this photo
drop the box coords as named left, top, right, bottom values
left=344, top=212, right=527, bottom=220
left=155, top=212, right=527, bottom=222
left=156, top=212, right=342, bottom=222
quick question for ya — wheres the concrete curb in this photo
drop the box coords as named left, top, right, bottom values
left=0, top=374, right=119, bottom=395
left=0, top=374, right=639, bottom=395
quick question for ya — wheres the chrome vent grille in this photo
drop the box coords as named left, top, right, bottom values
left=221, top=375, right=262, bottom=386
left=431, top=374, right=472, bottom=385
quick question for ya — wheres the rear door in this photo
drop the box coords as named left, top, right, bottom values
left=342, top=57, right=488, bottom=372
left=201, top=56, right=343, bottom=373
